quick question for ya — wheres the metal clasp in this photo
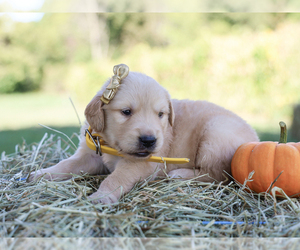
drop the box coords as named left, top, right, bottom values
left=85, top=128, right=102, bottom=156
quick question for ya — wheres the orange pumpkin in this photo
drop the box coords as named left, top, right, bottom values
left=231, top=122, right=300, bottom=197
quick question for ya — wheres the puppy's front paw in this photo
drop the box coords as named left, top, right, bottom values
left=88, top=191, right=118, bottom=205
left=168, top=169, right=185, bottom=179
left=27, top=171, right=47, bottom=182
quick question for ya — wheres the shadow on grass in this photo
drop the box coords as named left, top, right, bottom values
left=0, top=126, right=81, bottom=155
left=0, top=126, right=298, bottom=155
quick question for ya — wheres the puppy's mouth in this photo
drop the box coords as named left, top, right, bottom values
left=128, top=151, right=151, bottom=158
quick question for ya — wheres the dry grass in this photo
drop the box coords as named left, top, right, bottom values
left=1, top=131, right=300, bottom=238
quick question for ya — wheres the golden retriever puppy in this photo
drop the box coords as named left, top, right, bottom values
left=29, top=68, right=259, bottom=204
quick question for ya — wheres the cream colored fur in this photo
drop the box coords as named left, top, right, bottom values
left=29, top=71, right=259, bottom=204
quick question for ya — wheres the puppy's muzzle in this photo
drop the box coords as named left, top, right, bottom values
left=139, top=135, right=157, bottom=149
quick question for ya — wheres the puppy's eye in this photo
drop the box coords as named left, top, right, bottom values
left=121, top=109, right=132, bottom=116
left=158, top=112, right=164, bottom=118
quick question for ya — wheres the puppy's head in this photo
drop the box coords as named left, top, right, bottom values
left=85, top=71, right=174, bottom=159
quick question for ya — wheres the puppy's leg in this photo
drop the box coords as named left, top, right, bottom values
left=168, top=168, right=215, bottom=182
left=88, top=160, right=158, bottom=204
left=195, top=117, right=259, bottom=183
left=28, top=138, right=106, bottom=182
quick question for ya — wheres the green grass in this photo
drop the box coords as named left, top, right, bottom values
left=0, top=92, right=85, bottom=154
left=0, top=126, right=80, bottom=154
left=0, top=92, right=85, bottom=130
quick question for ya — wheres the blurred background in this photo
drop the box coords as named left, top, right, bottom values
left=1, top=0, right=300, bottom=154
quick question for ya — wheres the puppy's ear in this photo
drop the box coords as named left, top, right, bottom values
left=168, top=99, right=175, bottom=126
left=84, top=94, right=105, bottom=132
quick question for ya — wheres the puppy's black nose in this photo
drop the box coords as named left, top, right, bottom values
left=139, top=135, right=157, bottom=148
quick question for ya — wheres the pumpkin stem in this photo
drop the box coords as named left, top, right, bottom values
left=279, top=121, right=287, bottom=144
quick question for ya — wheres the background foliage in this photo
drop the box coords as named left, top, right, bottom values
left=1, top=10, right=300, bottom=153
